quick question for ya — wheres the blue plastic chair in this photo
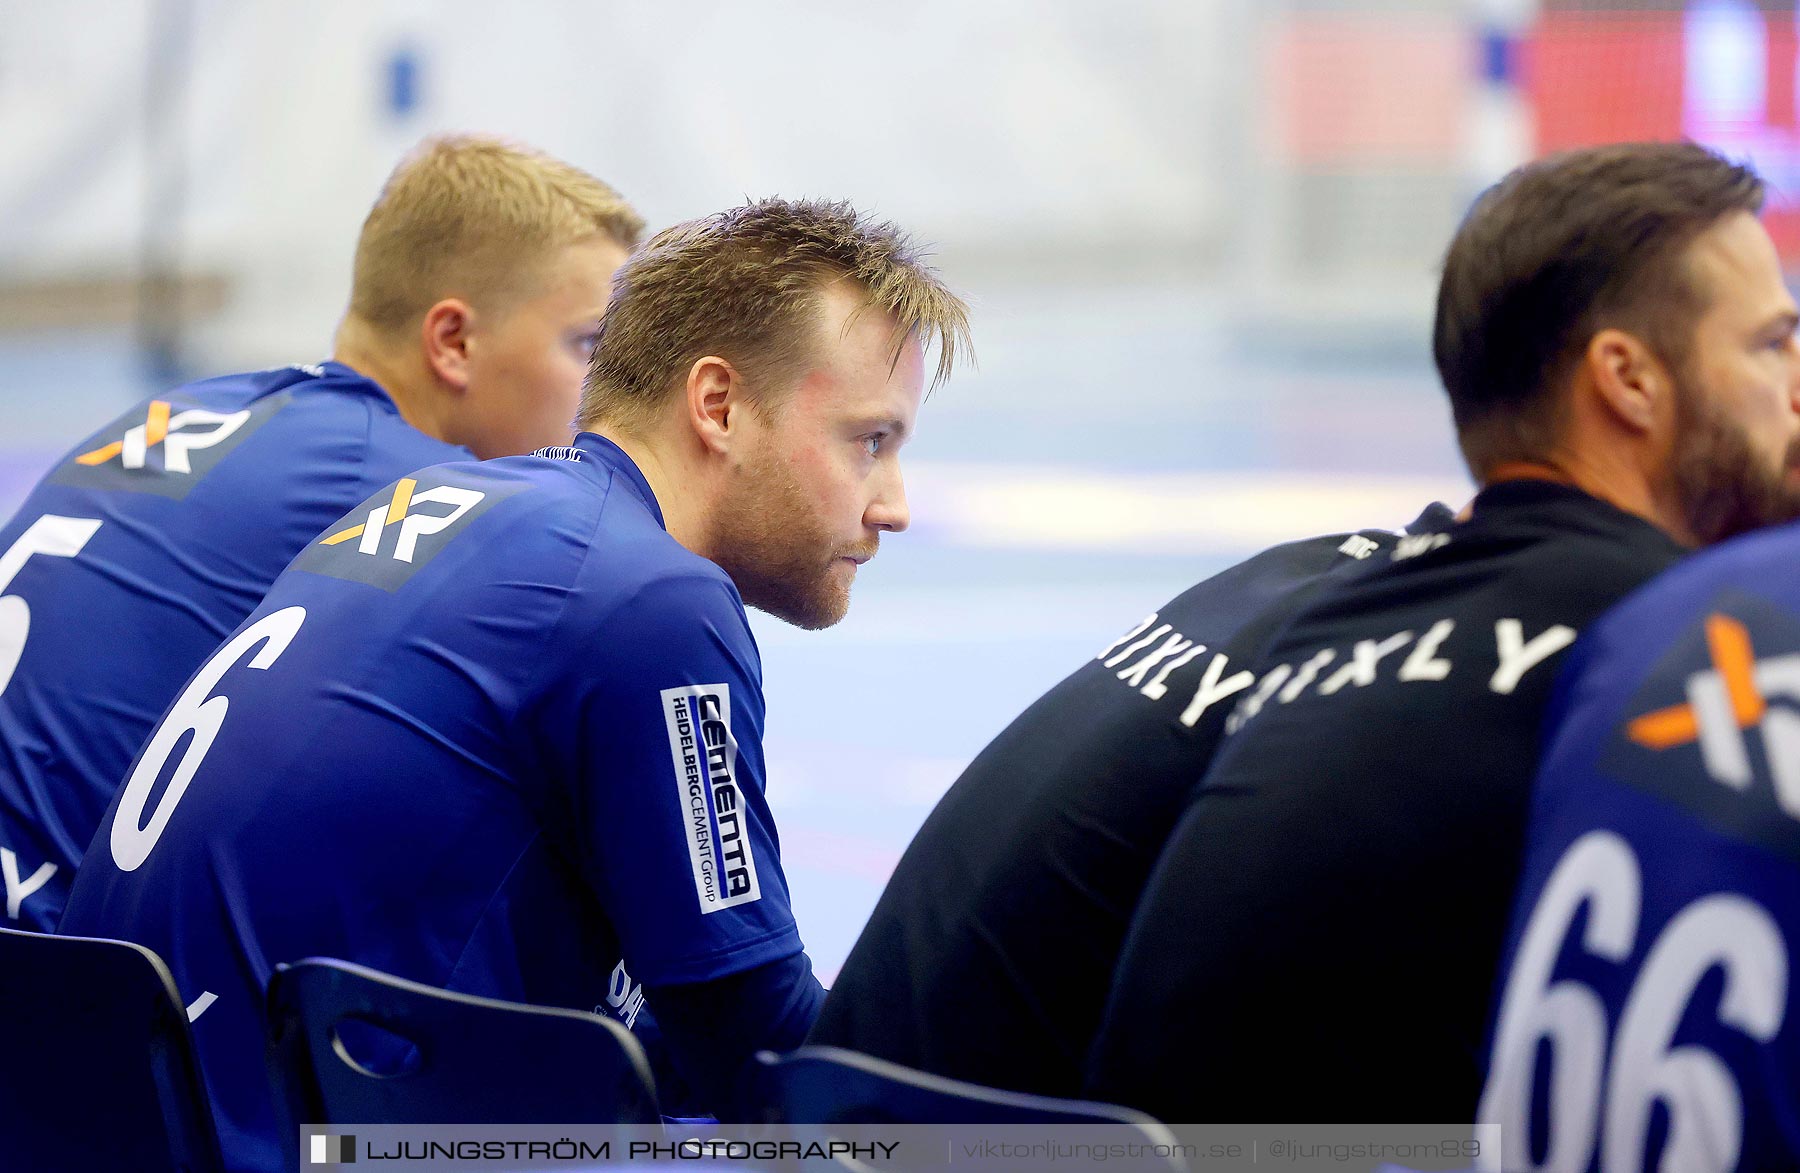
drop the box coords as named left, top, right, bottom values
left=0, top=925, right=222, bottom=1173
left=266, top=956, right=659, bottom=1164
left=756, top=1045, right=1186, bottom=1168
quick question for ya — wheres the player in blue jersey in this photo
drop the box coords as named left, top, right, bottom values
left=62, top=198, right=971, bottom=1170
left=0, top=136, right=639, bottom=932
left=1479, top=522, right=1800, bottom=1170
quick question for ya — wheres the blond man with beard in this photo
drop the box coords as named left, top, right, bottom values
left=63, top=198, right=969, bottom=1170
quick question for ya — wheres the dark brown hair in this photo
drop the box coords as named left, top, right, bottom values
left=1433, top=141, right=1763, bottom=477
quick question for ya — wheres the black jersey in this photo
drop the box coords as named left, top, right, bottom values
left=1084, top=480, right=1686, bottom=1123
left=807, top=504, right=1453, bottom=1096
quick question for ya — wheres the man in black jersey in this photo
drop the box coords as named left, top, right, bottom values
left=806, top=505, right=1452, bottom=1097
left=1083, top=142, right=1800, bottom=1123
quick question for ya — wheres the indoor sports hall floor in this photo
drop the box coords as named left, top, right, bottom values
left=0, top=281, right=1472, bottom=980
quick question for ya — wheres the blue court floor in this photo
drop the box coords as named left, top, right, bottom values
left=0, top=283, right=1472, bottom=978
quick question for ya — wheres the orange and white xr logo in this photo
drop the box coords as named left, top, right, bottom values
left=320, top=477, right=486, bottom=564
left=74, top=400, right=252, bottom=473
left=1627, top=613, right=1800, bottom=813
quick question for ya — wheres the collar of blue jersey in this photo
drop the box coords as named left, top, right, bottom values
left=305, top=360, right=409, bottom=416
left=561, top=432, right=666, bottom=528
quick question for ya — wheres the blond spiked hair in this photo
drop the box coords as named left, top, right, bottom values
left=579, top=198, right=971, bottom=433
left=347, top=134, right=643, bottom=336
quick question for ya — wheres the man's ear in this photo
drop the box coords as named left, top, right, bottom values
left=1583, top=327, right=1671, bottom=436
left=421, top=299, right=476, bottom=391
left=684, top=356, right=743, bottom=455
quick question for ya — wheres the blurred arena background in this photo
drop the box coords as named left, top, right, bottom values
left=1, top=0, right=1791, bottom=976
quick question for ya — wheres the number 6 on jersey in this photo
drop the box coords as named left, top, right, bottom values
left=110, top=606, right=308, bottom=871
left=1479, top=830, right=1787, bottom=1173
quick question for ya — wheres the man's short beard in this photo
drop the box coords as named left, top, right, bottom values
left=1671, top=377, right=1800, bottom=546
left=708, top=444, right=863, bottom=631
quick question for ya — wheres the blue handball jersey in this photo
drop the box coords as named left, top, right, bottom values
left=61, top=433, right=803, bottom=1173
left=0, top=362, right=462, bottom=931
left=1479, top=520, right=1800, bottom=1173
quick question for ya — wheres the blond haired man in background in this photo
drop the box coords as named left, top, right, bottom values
left=0, top=134, right=640, bottom=931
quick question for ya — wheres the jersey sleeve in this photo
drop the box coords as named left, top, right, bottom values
left=538, top=569, right=804, bottom=988
left=649, top=949, right=825, bottom=1119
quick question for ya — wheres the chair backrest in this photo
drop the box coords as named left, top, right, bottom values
left=0, top=925, right=223, bottom=1173
left=266, top=957, right=660, bottom=1147
left=756, top=1045, right=1184, bottom=1139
